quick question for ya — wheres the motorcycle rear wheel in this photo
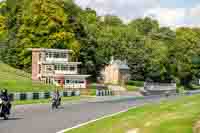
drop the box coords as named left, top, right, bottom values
left=3, top=114, right=8, bottom=120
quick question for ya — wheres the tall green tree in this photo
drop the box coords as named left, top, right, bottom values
left=173, top=28, right=200, bottom=87
left=2, top=0, right=79, bottom=71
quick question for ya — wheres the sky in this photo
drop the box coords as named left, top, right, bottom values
left=75, top=0, right=200, bottom=28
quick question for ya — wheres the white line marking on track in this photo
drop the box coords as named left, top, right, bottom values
left=56, top=106, right=140, bottom=133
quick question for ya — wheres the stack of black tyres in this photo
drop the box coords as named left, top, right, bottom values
left=44, top=92, right=50, bottom=99
left=20, top=93, right=27, bottom=100
left=33, top=93, right=39, bottom=100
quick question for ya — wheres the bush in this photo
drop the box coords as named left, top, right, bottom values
left=176, top=86, right=186, bottom=94
left=126, top=80, right=144, bottom=87
left=190, top=84, right=200, bottom=90
left=87, top=84, right=97, bottom=90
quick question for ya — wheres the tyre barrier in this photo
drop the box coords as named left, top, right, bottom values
left=44, top=92, right=50, bottom=99
left=96, top=90, right=113, bottom=96
left=9, top=90, right=81, bottom=101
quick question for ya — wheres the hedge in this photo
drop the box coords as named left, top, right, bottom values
left=126, top=80, right=144, bottom=87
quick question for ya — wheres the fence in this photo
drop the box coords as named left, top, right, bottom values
left=9, top=90, right=80, bottom=101
left=144, top=82, right=176, bottom=90
left=142, top=82, right=177, bottom=96
left=96, top=90, right=113, bottom=96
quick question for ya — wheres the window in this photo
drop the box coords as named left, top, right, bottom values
left=63, top=65, right=68, bottom=71
left=55, top=65, right=61, bottom=71
left=49, top=52, right=53, bottom=58
left=46, top=65, right=52, bottom=72
left=55, top=64, right=70, bottom=71
left=65, top=80, right=70, bottom=84
left=46, top=53, right=49, bottom=58
left=62, top=64, right=67, bottom=70
left=54, top=53, right=59, bottom=58
left=79, top=80, right=84, bottom=84
left=39, top=53, right=41, bottom=61
left=54, top=65, right=57, bottom=70
left=46, top=52, right=53, bottom=58
left=70, top=66, right=75, bottom=71
left=46, top=77, right=52, bottom=84
left=69, top=80, right=74, bottom=83
left=60, top=53, right=67, bottom=58
left=39, top=65, right=41, bottom=74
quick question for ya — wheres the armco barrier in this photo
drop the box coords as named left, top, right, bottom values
left=96, top=90, right=113, bottom=96
left=10, top=90, right=80, bottom=101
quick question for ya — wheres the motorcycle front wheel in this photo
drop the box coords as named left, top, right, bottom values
left=52, top=102, right=58, bottom=109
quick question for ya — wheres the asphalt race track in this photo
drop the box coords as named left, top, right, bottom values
left=0, top=96, right=178, bottom=133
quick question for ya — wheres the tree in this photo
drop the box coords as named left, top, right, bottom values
left=172, top=28, right=200, bottom=88
left=101, top=15, right=123, bottom=26
left=2, top=0, right=79, bottom=71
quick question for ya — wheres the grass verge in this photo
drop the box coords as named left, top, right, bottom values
left=0, top=62, right=55, bottom=92
left=66, top=94, right=200, bottom=133
left=126, top=85, right=140, bottom=92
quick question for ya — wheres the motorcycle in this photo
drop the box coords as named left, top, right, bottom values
left=164, top=91, right=170, bottom=97
left=51, top=97, right=61, bottom=109
left=0, top=98, right=10, bottom=120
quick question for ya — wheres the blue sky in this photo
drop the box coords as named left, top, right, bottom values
left=75, top=0, right=200, bottom=28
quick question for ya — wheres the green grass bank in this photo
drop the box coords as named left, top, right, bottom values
left=0, top=62, right=55, bottom=92
left=66, top=94, right=200, bottom=133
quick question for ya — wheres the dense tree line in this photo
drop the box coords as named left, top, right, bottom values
left=0, top=0, right=200, bottom=89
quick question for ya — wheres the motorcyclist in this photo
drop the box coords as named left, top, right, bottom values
left=1, top=89, right=8, bottom=100
left=52, top=90, right=58, bottom=100
left=52, top=89, right=61, bottom=108
left=0, top=89, right=11, bottom=114
left=165, top=91, right=170, bottom=97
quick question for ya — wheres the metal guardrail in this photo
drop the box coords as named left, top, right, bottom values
left=144, top=82, right=176, bottom=92
left=144, top=82, right=176, bottom=87
left=184, top=90, right=200, bottom=95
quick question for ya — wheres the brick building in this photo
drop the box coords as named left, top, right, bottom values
left=101, top=57, right=130, bottom=85
left=29, top=48, right=90, bottom=89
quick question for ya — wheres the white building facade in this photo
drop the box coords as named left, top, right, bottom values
left=29, top=48, right=90, bottom=89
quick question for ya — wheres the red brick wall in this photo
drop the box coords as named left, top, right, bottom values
left=103, top=64, right=119, bottom=84
left=32, top=51, right=40, bottom=80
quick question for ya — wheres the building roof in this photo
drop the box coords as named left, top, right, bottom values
left=111, top=60, right=130, bottom=70
left=27, top=48, right=73, bottom=53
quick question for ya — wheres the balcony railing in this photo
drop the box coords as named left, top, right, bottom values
left=46, top=58, right=68, bottom=62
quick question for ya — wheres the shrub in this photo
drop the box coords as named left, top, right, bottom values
left=126, top=80, right=144, bottom=87
left=176, top=86, right=186, bottom=94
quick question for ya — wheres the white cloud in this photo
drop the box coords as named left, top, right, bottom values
left=189, top=5, right=200, bottom=17
left=144, top=8, right=186, bottom=27
left=75, top=0, right=160, bottom=21
left=75, top=0, right=200, bottom=28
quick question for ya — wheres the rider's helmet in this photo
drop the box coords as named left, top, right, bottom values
left=2, top=89, right=7, bottom=95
